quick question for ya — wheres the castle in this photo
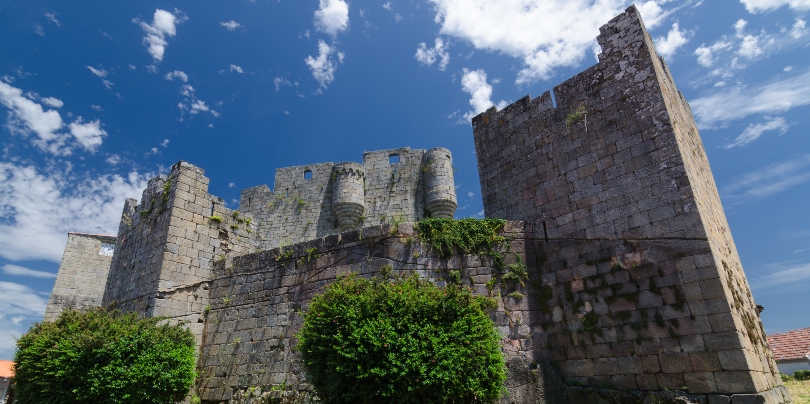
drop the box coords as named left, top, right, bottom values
left=45, top=7, right=792, bottom=404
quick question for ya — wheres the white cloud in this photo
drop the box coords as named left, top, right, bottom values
left=415, top=38, right=451, bottom=70
left=654, top=22, right=691, bottom=59
left=314, top=0, right=349, bottom=36
left=0, top=162, right=150, bottom=262
left=740, top=0, right=810, bottom=13
left=220, top=20, right=242, bottom=31
left=45, top=12, right=61, bottom=26
left=2, top=264, right=56, bottom=278
left=134, top=9, right=186, bottom=62
left=691, top=70, right=810, bottom=128
left=41, top=97, right=64, bottom=108
left=382, top=2, right=403, bottom=21
left=723, top=154, right=810, bottom=200
left=0, top=281, right=49, bottom=358
left=791, top=18, right=807, bottom=39
left=426, top=0, right=672, bottom=84
left=229, top=64, right=244, bottom=74
left=164, top=70, right=188, bottom=82
left=460, top=68, right=508, bottom=122
left=694, top=40, right=733, bottom=67
left=106, top=154, right=120, bottom=165
left=0, top=79, right=68, bottom=154
left=751, top=262, right=810, bottom=289
left=176, top=84, right=220, bottom=118
left=86, top=66, right=108, bottom=78
left=68, top=117, right=107, bottom=152
left=738, top=34, right=764, bottom=59
left=274, top=77, right=292, bottom=91
left=229, top=182, right=235, bottom=188
left=693, top=17, right=806, bottom=80
left=305, top=40, right=344, bottom=89
left=161, top=139, right=169, bottom=147
left=724, top=117, right=789, bottom=148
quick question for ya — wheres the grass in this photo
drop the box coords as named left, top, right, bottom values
left=785, top=378, right=810, bottom=403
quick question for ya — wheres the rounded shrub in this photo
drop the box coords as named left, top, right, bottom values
left=13, top=307, right=197, bottom=404
left=297, top=273, right=506, bottom=403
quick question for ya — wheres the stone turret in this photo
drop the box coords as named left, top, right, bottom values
left=332, top=162, right=366, bottom=231
left=422, top=147, right=457, bottom=218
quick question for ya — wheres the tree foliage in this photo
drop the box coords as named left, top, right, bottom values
left=297, top=273, right=506, bottom=403
left=13, top=307, right=196, bottom=404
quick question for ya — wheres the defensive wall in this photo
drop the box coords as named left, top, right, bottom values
left=471, top=5, right=785, bottom=402
left=44, top=5, right=790, bottom=404
left=44, top=232, right=116, bottom=322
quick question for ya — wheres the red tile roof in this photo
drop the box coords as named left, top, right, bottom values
left=768, top=327, right=810, bottom=361
left=0, top=360, right=13, bottom=378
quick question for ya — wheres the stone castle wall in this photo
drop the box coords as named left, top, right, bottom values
left=44, top=232, right=116, bottom=321
left=239, top=147, right=456, bottom=250
left=196, top=222, right=545, bottom=403
left=471, top=5, right=785, bottom=401
left=102, top=162, right=259, bottom=342
left=43, top=5, right=791, bottom=404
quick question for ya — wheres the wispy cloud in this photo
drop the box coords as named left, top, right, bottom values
left=220, top=20, right=242, bottom=31
left=164, top=70, right=188, bottom=82
left=750, top=262, right=810, bottom=289
left=415, top=38, right=450, bottom=70
left=0, top=80, right=107, bottom=154
left=690, top=69, right=810, bottom=129
left=740, top=0, right=810, bottom=13
left=305, top=40, right=344, bottom=89
left=229, top=65, right=244, bottom=74
left=724, top=117, right=788, bottom=148
left=722, top=154, right=810, bottom=201
left=0, top=281, right=49, bottom=358
left=2, top=264, right=56, bottom=278
left=0, top=162, right=150, bottom=262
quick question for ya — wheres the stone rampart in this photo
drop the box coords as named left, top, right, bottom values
left=239, top=147, right=455, bottom=250
left=44, top=232, right=116, bottom=321
left=197, top=221, right=545, bottom=403
left=472, top=5, right=785, bottom=402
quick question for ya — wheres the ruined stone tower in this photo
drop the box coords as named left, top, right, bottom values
left=45, top=6, right=789, bottom=404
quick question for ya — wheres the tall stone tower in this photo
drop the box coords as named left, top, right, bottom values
left=472, top=6, right=787, bottom=402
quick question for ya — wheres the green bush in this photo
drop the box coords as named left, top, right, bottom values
left=795, top=370, right=810, bottom=381
left=13, top=307, right=197, bottom=404
left=297, top=274, right=506, bottom=403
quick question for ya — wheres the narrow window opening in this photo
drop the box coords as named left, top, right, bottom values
left=389, top=154, right=400, bottom=164
left=304, top=170, right=313, bottom=180
left=286, top=188, right=289, bottom=197
left=210, top=203, right=215, bottom=217
left=550, top=90, right=557, bottom=109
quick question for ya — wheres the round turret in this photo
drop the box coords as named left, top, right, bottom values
left=332, top=162, right=366, bottom=231
left=423, top=148, right=457, bottom=218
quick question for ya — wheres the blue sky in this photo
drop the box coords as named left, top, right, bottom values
left=0, top=0, right=809, bottom=359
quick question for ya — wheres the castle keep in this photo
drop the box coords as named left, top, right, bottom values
left=46, top=7, right=791, bottom=404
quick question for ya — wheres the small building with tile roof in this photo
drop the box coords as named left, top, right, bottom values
left=767, top=327, right=810, bottom=376
left=0, top=359, right=13, bottom=404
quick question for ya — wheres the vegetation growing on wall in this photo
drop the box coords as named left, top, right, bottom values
left=13, top=307, right=196, bottom=404
left=297, top=274, right=506, bottom=403
left=415, top=218, right=507, bottom=268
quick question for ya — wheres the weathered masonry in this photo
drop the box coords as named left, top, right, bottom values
left=46, top=6, right=790, bottom=404
left=44, top=232, right=116, bottom=322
